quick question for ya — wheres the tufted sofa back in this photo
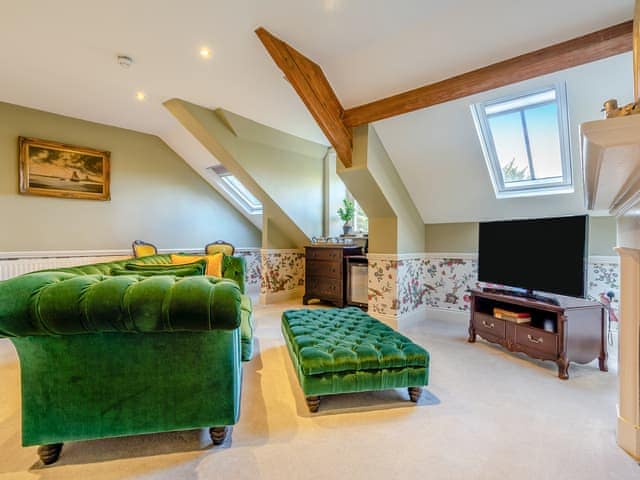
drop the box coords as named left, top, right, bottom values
left=47, top=253, right=247, bottom=294
left=0, top=272, right=242, bottom=337
left=0, top=253, right=248, bottom=338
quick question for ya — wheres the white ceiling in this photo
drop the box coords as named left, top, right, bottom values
left=0, top=0, right=635, bottom=223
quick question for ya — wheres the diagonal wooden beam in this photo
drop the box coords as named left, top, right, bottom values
left=343, top=20, right=634, bottom=127
left=255, top=27, right=353, bottom=167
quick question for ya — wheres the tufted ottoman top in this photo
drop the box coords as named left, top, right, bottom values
left=282, top=307, right=429, bottom=376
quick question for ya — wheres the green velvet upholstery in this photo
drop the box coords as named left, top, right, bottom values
left=0, top=253, right=254, bottom=452
left=0, top=273, right=242, bottom=336
left=281, top=308, right=429, bottom=397
left=240, top=295, right=254, bottom=361
left=14, top=330, right=241, bottom=446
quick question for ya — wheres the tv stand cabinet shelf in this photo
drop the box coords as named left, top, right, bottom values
left=468, top=290, right=607, bottom=380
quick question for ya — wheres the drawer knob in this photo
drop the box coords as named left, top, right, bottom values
left=482, top=320, right=494, bottom=329
left=527, top=334, right=543, bottom=344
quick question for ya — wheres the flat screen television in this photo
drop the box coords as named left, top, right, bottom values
left=478, top=215, right=588, bottom=298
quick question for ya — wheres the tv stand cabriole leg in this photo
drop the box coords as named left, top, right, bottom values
left=557, top=357, right=570, bottom=380
left=468, top=297, right=477, bottom=342
left=599, top=352, right=608, bottom=372
left=467, top=323, right=476, bottom=343
left=556, top=314, right=570, bottom=380
left=599, top=309, right=608, bottom=372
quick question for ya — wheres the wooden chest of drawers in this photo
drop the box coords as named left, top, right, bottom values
left=303, top=245, right=362, bottom=308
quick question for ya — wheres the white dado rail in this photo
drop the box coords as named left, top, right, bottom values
left=582, top=116, right=640, bottom=459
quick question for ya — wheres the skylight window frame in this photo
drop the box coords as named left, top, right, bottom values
left=471, top=83, right=573, bottom=199
left=207, top=166, right=263, bottom=215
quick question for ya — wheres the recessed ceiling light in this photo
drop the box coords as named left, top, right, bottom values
left=135, top=91, right=146, bottom=101
left=199, top=47, right=212, bottom=59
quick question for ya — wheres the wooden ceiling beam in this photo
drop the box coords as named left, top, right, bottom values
left=255, top=27, right=353, bottom=167
left=343, top=20, right=634, bottom=127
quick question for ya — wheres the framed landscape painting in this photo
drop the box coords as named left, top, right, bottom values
left=19, top=137, right=111, bottom=201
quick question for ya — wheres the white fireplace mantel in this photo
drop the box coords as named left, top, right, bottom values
left=581, top=116, right=640, bottom=459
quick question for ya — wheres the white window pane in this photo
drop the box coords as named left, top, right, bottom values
left=524, top=103, right=563, bottom=180
left=222, top=175, right=262, bottom=209
left=487, top=111, right=531, bottom=183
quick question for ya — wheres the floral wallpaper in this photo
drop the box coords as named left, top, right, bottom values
left=587, top=261, right=620, bottom=311
left=368, top=258, right=398, bottom=316
left=260, top=250, right=305, bottom=295
left=397, top=257, right=429, bottom=315
left=422, top=257, right=480, bottom=312
left=368, top=255, right=620, bottom=319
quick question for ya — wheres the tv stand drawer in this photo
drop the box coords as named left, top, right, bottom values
left=515, top=325, right=558, bottom=357
left=473, top=313, right=506, bottom=340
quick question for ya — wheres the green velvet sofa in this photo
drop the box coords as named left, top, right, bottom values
left=0, top=253, right=254, bottom=465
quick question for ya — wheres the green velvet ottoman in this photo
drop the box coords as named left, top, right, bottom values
left=281, top=307, right=430, bottom=412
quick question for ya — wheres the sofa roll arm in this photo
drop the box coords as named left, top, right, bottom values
left=0, top=273, right=242, bottom=337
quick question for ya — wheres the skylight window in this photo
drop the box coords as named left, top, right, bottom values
left=471, top=84, right=573, bottom=198
left=207, top=165, right=262, bottom=215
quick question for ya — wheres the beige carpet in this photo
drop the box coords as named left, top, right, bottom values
left=0, top=301, right=637, bottom=479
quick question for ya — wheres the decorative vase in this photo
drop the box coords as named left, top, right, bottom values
left=343, top=223, right=352, bottom=235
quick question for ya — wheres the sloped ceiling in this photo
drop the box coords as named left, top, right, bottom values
left=374, top=53, right=634, bottom=223
left=0, top=0, right=635, bottom=223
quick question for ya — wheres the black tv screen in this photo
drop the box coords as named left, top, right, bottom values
left=478, top=215, right=588, bottom=298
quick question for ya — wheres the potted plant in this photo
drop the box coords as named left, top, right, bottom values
left=337, top=198, right=355, bottom=235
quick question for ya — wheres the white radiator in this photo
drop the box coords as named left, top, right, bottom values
left=0, top=255, right=129, bottom=281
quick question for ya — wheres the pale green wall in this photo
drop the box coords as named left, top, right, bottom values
left=234, top=140, right=324, bottom=239
left=216, top=109, right=327, bottom=240
left=325, top=151, right=348, bottom=238
left=366, top=126, right=424, bottom=253
left=0, top=101, right=260, bottom=251
left=425, top=216, right=617, bottom=255
left=338, top=125, right=424, bottom=254
left=425, top=223, right=479, bottom=253
left=165, top=99, right=324, bottom=248
left=589, top=216, right=617, bottom=255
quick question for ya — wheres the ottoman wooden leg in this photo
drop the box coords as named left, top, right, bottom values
left=209, top=427, right=228, bottom=445
left=408, top=387, right=422, bottom=402
left=306, top=396, right=320, bottom=413
left=38, top=443, right=63, bottom=465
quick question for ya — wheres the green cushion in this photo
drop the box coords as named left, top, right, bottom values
left=124, top=259, right=207, bottom=274
left=282, top=308, right=429, bottom=376
left=110, top=265, right=205, bottom=277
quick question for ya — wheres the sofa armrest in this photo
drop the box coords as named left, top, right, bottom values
left=222, top=256, right=246, bottom=294
left=0, top=272, right=242, bottom=337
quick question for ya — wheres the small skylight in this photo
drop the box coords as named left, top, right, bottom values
left=471, top=84, right=573, bottom=198
left=207, top=165, right=262, bottom=215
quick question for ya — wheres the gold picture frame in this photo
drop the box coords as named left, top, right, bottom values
left=19, top=137, right=110, bottom=201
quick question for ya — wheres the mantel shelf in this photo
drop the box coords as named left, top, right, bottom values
left=581, top=115, right=640, bottom=215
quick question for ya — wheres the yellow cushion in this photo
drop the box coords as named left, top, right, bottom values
left=133, top=244, right=156, bottom=258
left=170, top=253, right=223, bottom=277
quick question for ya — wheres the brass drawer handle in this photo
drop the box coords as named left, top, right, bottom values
left=482, top=320, right=494, bottom=329
left=527, top=334, right=543, bottom=344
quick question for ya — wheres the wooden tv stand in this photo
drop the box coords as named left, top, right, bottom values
left=468, top=289, right=607, bottom=380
